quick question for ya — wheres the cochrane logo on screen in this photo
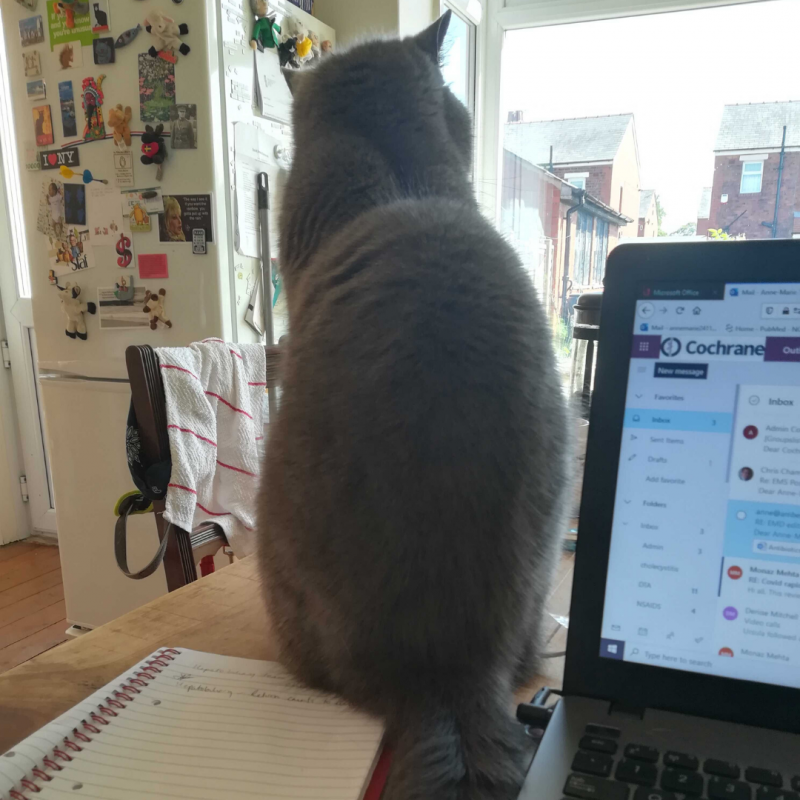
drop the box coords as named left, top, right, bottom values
left=660, top=337, right=766, bottom=358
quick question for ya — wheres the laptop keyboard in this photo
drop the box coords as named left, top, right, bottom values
left=564, top=723, right=800, bottom=800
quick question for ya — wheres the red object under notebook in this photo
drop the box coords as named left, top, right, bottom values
left=364, top=747, right=393, bottom=800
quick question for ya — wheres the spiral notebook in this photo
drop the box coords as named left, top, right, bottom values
left=0, top=648, right=389, bottom=800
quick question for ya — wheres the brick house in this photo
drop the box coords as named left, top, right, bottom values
left=504, top=113, right=642, bottom=240
left=500, top=148, right=632, bottom=322
left=638, top=189, right=658, bottom=237
left=706, top=102, right=800, bottom=239
left=696, top=187, right=711, bottom=236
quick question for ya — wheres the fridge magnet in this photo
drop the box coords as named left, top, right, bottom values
left=81, top=75, right=106, bottom=140
left=23, top=50, right=42, bottom=77
left=89, top=0, right=109, bottom=33
left=32, top=105, right=54, bottom=147
left=116, top=231, right=133, bottom=268
left=144, top=8, right=190, bottom=60
left=112, top=149, right=134, bottom=187
left=108, top=104, right=132, bottom=146
left=138, top=54, right=175, bottom=122
left=169, top=103, right=196, bottom=149
left=159, top=195, right=212, bottom=244
left=16, top=0, right=39, bottom=10
left=114, top=24, right=141, bottom=49
left=58, top=80, right=77, bottom=137
left=37, top=178, right=65, bottom=237
left=47, top=225, right=95, bottom=276
left=47, top=0, right=95, bottom=51
left=111, top=279, right=139, bottom=308
left=25, top=147, right=42, bottom=172
left=41, top=145, right=80, bottom=171
left=26, top=79, right=46, bottom=101
left=249, top=0, right=280, bottom=51
left=87, top=183, right=123, bottom=241
left=114, top=275, right=135, bottom=302
left=92, top=37, right=114, bottom=64
left=140, top=124, right=167, bottom=181
left=121, top=192, right=151, bottom=233
left=19, top=16, right=45, bottom=47
left=55, top=282, right=96, bottom=341
left=137, top=253, right=168, bottom=280
left=59, top=165, right=108, bottom=185
left=143, top=289, right=171, bottom=329
left=54, top=41, right=83, bottom=70
left=97, top=284, right=150, bottom=330
left=63, top=183, right=86, bottom=225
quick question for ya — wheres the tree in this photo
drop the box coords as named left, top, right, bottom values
left=655, top=193, right=667, bottom=236
left=672, top=222, right=697, bottom=237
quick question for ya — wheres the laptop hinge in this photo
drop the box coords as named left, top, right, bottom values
left=608, top=700, right=645, bottom=721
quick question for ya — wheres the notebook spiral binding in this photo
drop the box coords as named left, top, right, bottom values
left=6, top=648, right=182, bottom=800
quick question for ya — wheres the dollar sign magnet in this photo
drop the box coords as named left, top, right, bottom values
left=116, top=233, right=132, bottom=268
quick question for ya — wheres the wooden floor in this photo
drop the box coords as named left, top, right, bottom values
left=0, top=541, right=68, bottom=675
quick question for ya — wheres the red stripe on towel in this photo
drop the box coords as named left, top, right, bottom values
left=196, top=503, right=232, bottom=517
left=167, top=425, right=217, bottom=448
left=205, top=391, right=253, bottom=419
left=216, top=459, right=257, bottom=477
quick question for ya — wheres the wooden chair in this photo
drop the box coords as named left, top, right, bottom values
left=125, top=343, right=281, bottom=591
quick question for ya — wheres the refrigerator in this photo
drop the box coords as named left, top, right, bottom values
left=0, top=0, right=334, bottom=628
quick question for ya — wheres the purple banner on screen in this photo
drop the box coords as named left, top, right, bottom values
left=764, top=337, right=800, bottom=362
left=631, top=335, right=662, bottom=359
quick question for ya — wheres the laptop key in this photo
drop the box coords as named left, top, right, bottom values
left=708, top=776, right=752, bottom=800
left=625, top=744, right=660, bottom=764
left=746, top=769, right=783, bottom=788
left=664, top=751, right=700, bottom=771
left=565, top=773, right=630, bottom=800
left=573, top=751, right=614, bottom=778
left=580, top=736, right=618, bottom=755
left=662, top=767, right=704, bottom=796
left=586, top=724, right=622, bottom=739
left=706, top=760, right=741, bottom=779
left=756, top=787, right=800, bottom=800
left=634, top=788, right=676, bottom=800
left=616, top=759, right=658, bottom=787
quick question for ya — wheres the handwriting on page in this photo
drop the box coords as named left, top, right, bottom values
left=180, top=663, right=349, bottom=705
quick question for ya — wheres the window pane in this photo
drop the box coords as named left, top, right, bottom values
left=499, top=0, right=799, bottom=366
left=440, top=9, right=473, bottom=111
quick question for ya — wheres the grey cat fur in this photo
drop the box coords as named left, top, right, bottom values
left=259, top=12, right=570, bottom=799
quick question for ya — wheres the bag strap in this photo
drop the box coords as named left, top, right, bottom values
left=114, top=493, right=172, bottom=580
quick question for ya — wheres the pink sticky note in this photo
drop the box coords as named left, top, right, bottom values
left=138, top=254, right=169, bottom=279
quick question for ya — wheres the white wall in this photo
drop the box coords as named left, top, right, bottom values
left=313, top=0, right=436, bottom=45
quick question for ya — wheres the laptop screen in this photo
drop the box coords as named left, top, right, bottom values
left=599, top=281, right=800, bottom=689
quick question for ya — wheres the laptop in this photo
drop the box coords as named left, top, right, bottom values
left=521, top=240, right=800, bottom=799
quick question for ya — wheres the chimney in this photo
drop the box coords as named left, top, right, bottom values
left=507, top=110, right=523, bottom=123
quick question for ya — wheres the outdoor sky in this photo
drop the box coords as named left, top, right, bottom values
left=501, top=0, right=800, bottom=233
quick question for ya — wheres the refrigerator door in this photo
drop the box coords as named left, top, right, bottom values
left=39, top=376, right=167, bottom=628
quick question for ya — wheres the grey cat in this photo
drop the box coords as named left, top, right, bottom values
left=259, top=12, right=570, bottom=799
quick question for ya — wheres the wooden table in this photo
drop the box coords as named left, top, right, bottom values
left=0, top=555, right=566, bottom=753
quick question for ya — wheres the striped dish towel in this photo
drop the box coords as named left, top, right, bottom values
left=156, top=339, right=266, bottom=557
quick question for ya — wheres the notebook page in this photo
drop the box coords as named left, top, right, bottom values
left=1, top=648, right=385, bottom=800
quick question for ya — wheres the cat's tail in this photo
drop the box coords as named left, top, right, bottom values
left=382, top=691, right=531, bottom=800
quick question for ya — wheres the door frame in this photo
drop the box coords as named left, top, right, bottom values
left=0, top=128, right=58, bottom=539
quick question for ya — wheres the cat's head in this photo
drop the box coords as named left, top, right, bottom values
left=284, top=12, right=473, bottom=175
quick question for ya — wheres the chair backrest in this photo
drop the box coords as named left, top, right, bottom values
left=125, top=343, right=281, bottom=591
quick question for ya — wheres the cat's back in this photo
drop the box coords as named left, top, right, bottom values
left=274, top=195, right=567, bottom=559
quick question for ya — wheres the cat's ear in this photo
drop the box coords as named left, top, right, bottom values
left=412, top=10, right=451, bottom=63
left=282, top=68, right=307, bottom=96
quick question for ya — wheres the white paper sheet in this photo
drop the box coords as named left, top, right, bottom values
left=233, top=122, right=283, bottom=260
left=254, top=47, right=292, bottom=124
